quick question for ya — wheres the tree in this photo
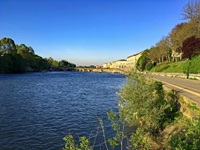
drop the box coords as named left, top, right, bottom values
left=182, top=0, right=200, bottom=38
left=182, top=36, right=200, bottom=59
left=0, top=38, right=16, bottom=54
left=136, top=55, right=148, bottom=71
left=182, top=36, right=200, bottom=78
left=148, top=46, right=160, bottom=63
left=156, top=36, right=172, bottom=62
left=182, top=0, right=200, bottom=21
left=0, top=53, right=25, bottom=73
left=118, top=73, right=180, bottom=148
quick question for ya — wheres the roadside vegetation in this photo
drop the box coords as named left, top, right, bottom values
left=136, top=0, right=200, bottom=75
left=149, top=55, right=200, bottom=73
left=62, top=72, right=200, bottom=150
left=0, top=38, right=76, bottom=73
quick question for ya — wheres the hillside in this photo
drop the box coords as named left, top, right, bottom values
left=149, top=55, right=200, bottom=74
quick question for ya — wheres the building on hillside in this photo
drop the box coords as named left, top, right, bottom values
left=126, top=52, right=143, bottom=70
left=115, top=59, right=127, bottom=69
left=109, top=61, right=118, bottom=69
left=171, top=51, right=183, bottom=62
left=103, top=62, right=112, bottom=68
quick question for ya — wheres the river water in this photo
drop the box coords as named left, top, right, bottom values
left=0, top=72, right=126, bottom=150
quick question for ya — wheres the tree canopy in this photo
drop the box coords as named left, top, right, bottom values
left=0, top=37, right=76, bottom=73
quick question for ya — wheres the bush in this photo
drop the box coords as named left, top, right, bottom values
left=167, top=104, right=200, bottom=149
left=136, top=55, right=148, bottom=71
left=145, top=62, right=154, bottom=71
left=118, top=73, right=180, bottom=135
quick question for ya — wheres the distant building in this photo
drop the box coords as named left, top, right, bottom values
left=115, top=59, right=127, bottom=69
left=103, top=62, right=112, bottom=68
left=126, top=52, right=142, bottom=70
left=102, top=51, right=142, bottom=70
left=171, top=51, right=183, bottom=62
left=109, top=61, right=118, bottom=69
left=96, top=65, right=102, bottom=68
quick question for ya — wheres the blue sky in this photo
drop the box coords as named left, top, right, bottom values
left=0, top=0, right=189, bottom=66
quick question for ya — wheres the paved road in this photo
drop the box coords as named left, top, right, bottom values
left=152, top=75, right=200, bottom=103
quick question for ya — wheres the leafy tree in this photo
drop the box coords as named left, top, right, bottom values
left=136, top=49, right=149, bottom=71
left=107, top=110, right=126, bottom=150
left=145, top=62, right=154, bottom=71
left=59, top=60, right=76, bottom=68
left=118, top=73, right=180, bottom=148
left=0, top=37, right=16, bottom=54
left=0, top=53, right=25, bottom=73
left=148, top=46, right=160, bottom=63
left=170, top=23, right=189, bottom=53
left=136, top=55, right=148, bottom=71
left=156, top=36, right=172, bottom=62
left=182, top=36, right=200, bottom=59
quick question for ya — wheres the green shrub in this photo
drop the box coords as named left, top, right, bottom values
left=118, top=72, right=181, bottom=137
left=63, top=135, right=92, bottom=150
left=167, top=104, right=200, bottom=149
left=136, top=55, right=148, bottom=71
left=145, top=62, right=154, bottom=71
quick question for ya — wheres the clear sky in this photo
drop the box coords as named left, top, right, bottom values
left=0, top=0, right=189, bottom=66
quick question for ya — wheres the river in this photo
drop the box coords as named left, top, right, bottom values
left=0, top=72, right=126, bottom=150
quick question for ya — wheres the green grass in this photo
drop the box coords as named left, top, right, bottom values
left=149, top=55, right=200, bottom=73
left=150, top=61, right=186, bottom=73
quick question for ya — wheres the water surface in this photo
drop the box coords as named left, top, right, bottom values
left=0, top=72, right=126, bottom=149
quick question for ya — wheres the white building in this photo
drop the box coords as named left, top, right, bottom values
left=115, top=59, right=127, bottom=69
left=103, top=62, right=112, bottom=68
left=126, top=52, right=142, bottom=70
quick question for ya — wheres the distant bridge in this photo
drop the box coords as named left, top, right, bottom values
left=75, top=68, right=128, bottom=74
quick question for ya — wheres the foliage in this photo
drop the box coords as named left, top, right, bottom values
left=149, top=56, right=200, bottom=73
left=59, top=60, right=76, bottom=68
left=170, top=22, right=191, bottom=53
left=154, top=64, right=170, bottom=72
left=182, top=0, right=200, bottom=22
left=0, top=37, right=76, bottom=73
left=148, top=46, right=159, bottom=63
left=63, top=135, right=92, bottom=150
left=182, top=36, right=200, bottom=59
left=156, top=36, right=172, bottom=62
left=0, top=37, right=16, bottom=53
left=136, top=55, right=148, bottom=71
left=117, top=73, right=181, bottom=149
left=0, top=53, right=26, bottom=73
left=167, top=103, right=200, bottom=149
left=128, top=129, right=152, bottom=150
left=107, top=110, right=126, bottom=150
left=145, top=62, right=154, bottom=71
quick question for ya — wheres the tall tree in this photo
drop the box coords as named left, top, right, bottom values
left=182, top=0, right=200, bottom=21
left=182, top=0, right=200, bottom=38
left=182, top=36, right=200, bottom=59
left=148, top=46, right=160, bottom=63
left=156, top=36, right=172, bottom=62
left=0, top=38, right=16, bottom=54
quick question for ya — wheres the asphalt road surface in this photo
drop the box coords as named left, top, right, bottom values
left=152, top=75, right=200, bottom=103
